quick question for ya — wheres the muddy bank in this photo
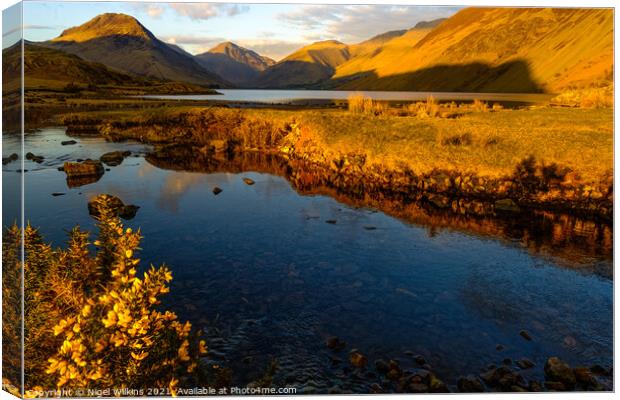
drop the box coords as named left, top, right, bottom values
left=59, top=109, right=613, bottom=221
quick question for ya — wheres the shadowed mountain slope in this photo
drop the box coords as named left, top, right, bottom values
left=3, top=41, right=146, bottom=90
left=254, top=40, right=351, bottom=88
left=195, top=42, right=275, bottom=85
left=331, top=8, right=613, bottom=92
left=45, top=13, right=227, bottom=87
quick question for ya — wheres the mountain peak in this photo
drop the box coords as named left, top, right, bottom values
left=209, top=41, right=241, bottom=53
left=52, top=13, right=155, bottom=42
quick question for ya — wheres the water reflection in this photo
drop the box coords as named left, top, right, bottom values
left=146, top=146, right=612, bottom=278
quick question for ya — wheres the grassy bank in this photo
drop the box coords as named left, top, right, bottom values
left=56, top=104, right=613, bottom=218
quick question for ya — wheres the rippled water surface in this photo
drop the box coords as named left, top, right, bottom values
left=2, top=128, right=612, bottom=392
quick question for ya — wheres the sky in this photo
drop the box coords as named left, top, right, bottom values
left=15, top=2, right=461, bottom=60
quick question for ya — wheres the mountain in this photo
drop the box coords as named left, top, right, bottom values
left=254, top=40, right=351, bottom=88
left=3, top=41, right=218, bottom=94
left=195, top=42, right=275, bottom=85
left=3, top=41, right=146, bottom=90
left=45, top=13, right=227, bottom=87
left=330, top=8, right=613, bottom=92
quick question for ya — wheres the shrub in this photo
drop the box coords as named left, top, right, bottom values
left=3, top=196, right=208, bottom=395
left=407, top=96, right=440, bottom=118
left=471, top=99, right=490, bottom=112
left=551, top=86, right=613, bottom=108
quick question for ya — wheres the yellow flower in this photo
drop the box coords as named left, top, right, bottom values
left=198, top=340, right=207, bottom=355
left=125, top=249, right=133, bottom=258
left=81, top=304, right=92, bottom=317
left=130, top=351, right=149, bottom=361
left=102, top=310, right=117, bottom=328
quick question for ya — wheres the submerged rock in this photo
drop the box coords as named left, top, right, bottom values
left=61, top=140, right=77, bottom=146
left=2, top=153, right=19, bottom=165
left=243, top=177, right=255, bottom=185
left=87, top=194, right=140, bottom=220
left=519, top=330, right=532, bottom=341
left=326, top=336, right=346, bottom=351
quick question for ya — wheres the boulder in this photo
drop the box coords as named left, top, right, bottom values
left=61, top=140, right=77, bottom=145
left=243, top=177, right=255, bottom=185
left=544, top=357, right=576, bottom=387
left=213, top=187, right=223, bottom=195
left=63, top=159, right=104, bottom=178
left=325, top=336, right=346, bottom=351
left=87, top=194, right=140, bottom=220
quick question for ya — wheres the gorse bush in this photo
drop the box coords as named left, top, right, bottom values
left=3, top=196, right=208, bottom=396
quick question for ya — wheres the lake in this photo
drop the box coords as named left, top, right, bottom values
left=2, top=128, right=612, bottom=392
left=141, top=89, right=554, bottom=105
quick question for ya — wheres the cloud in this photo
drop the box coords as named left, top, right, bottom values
left=169, top=3, right=249, bottom=21
left=130, top=3, right=165, bottom=18
left=4, top=24, right=61, bottom=37
left=159, top=33, right=303, bottom=60
left=278, top=5, right=461, bottom=43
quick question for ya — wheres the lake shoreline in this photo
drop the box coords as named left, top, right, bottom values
left=57, top=105, right=613, bottom=222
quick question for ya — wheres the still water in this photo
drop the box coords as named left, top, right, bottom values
left=2, top=128, right=612, bottom=392
left=142, top=89, right=554, bottom=104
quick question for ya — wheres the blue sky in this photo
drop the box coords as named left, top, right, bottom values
left=18, top=2, right=461, bottom=60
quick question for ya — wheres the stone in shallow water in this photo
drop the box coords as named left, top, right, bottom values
left=213, top=187, right=223, bottom=195
left=544, top=357, right=576, bottom=387
left=457, top=375, right=484, bottom=392
left=61, top=140, right=77, bottom=145
left=87, top=194, right=140, bottom=220
left=243, top=177, right=255, bottom=185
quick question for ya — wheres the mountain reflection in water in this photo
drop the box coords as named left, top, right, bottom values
left=146, top=146, right=612, bottom=279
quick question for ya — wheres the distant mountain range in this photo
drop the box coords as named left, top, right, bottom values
left=195, top=41, right=275, bottom=85
left=19, top=8, right=614, bottom=93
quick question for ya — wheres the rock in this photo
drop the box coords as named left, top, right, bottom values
left=544, top=381, right=566, bottom=391
left=495, top=198, right=520, bottom=212
left=563, top=336, right=577, bottom=347
left=63, top=159, right=104, bottom=178
left=414, top=355, right=427, bottom=365
left=369, top=383, right=382, bottom=393
left=349, top=351, right=367, bottom=368
left=374, top=359, right=389, bottom=374
left=87, top=194, right=140, bottom=220
left=25, top=152, right=44, bottom=163
left=408, top=383, right=429, bottom=393
left=213, top=187, right=223, bottom=195
left=242, top=356, right=253, bottom=364
left=429, top=376, right=448, bottom=393
left=544, top=357, right=576, bottom=387
left=326, top=336, right=346, bottom=351
left=457, top=375, right=484, bottom=392
left=589, top=365, right=607, bottom=375
left=386, top=368, right=402, bottom=381
left=519, top=330, right=532, bottom=341
left=363, top=226, right=377, bottom=230
left=528, top=380, right=543, bottom=392
left=325, top=220, right=337, bottom=224
left=242, top=177, right=255, bottom=185
left=428, top=194, right=450, bottom=209
left=119, top=205, right=140, bottom=220
left=61, top=140, right=77, bottom=145
left=2, top=153, right=19, bottom=165
left=573, top=367, right=596, bottom=385
left=495, top=344, right=504, bottom=351
left=502, top=358, right=512, bottom=365
left=516, top=358, right=535, bottom=369
left=51, top=193, right=66, bottom=197
left=100, top=151, right=130, bottom=166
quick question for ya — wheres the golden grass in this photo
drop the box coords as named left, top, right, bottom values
left=244, top=107, right=612, bottom=183
left=551, top=86, right=613, bottom=108
left=347, top=93, right=388, bottom=115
